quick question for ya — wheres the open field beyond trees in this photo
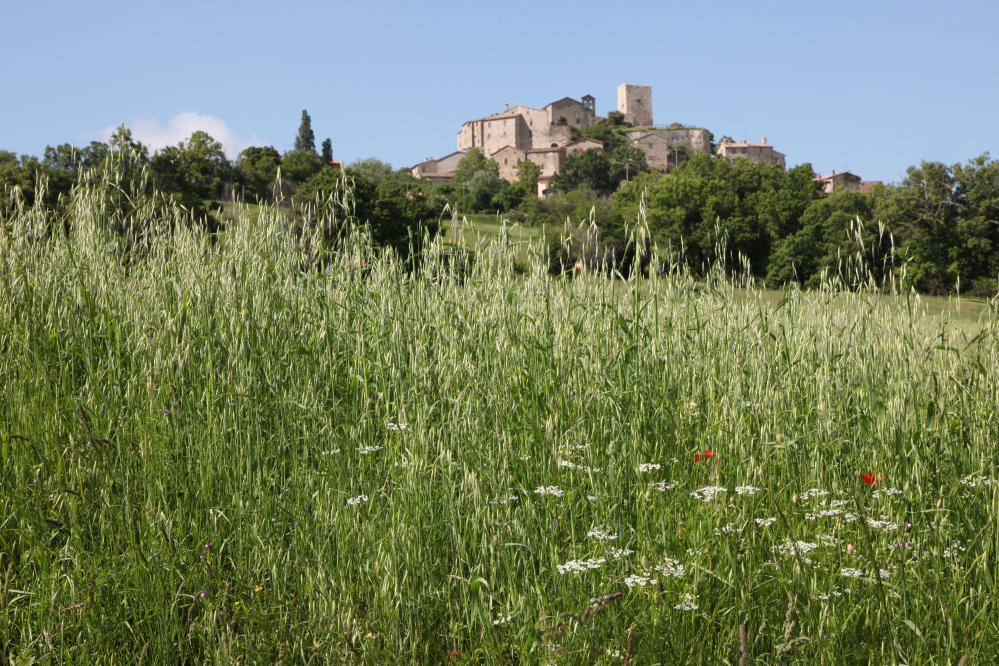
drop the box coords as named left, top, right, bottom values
left=2, top=172, right=998, bottom=665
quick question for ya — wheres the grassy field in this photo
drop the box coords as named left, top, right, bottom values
left=2, top=180, right=998, bottom=665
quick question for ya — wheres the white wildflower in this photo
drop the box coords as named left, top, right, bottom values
left=805, top=509, right=843, bottom=520
left=735, top=486, right=761, bottom=495
left=386, top=422, right=408, bottom=431
left=493, top=613, right=513, bottom=626
left=489, top=494, right=519, bottom=505
left=755, top=517, right=777, bottom=527
left=638, top=463, right=661, bottom=472
left=356, top=446, right=384, bottom=455
left=674, top=593, right=699, bottom=611
left=346, top=495, right=369, bottom=505
left=624, top=574, right=657, bottom=588
left=773, top=538, right=818, bottom=563
left=871, top=487, right=903, bottom=499
left=534, top=486, right=564, bottom=497
left=959, top=475, right=995, bottom=487
left=608, top=547, right=634, bottom=559
left=715, top=523, right=743, bottom=535
left=653, top=558, right=685, bottom=577
left=587, top=525, right=617, bottom=541
left=648, top=481, right=677, bottom=492
left=800, top=489, right=829, bottom=500
left=559, top=460, right=602, bottom=473
left=556, top=558, right=605, bottom=574
left=840, top=568, right=864, bottom=578
left=321, top=449, right=340, bottom=455
left=690, top=486, right=727, bottom=503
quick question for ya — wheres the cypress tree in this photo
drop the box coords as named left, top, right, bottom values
left=321, top=138, right=333, bottom=164
left=295, top=110, right=316, bottom=154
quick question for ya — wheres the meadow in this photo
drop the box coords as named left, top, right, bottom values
left=1, top=171, right=998, bottom=665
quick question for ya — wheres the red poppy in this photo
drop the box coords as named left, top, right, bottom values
left=704, top=450, right=715, bottom=459
left=694, top=453, right=701, bottom=463
left=862, top=473, right=883, bottom=487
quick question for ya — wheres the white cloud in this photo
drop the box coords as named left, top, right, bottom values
left=92, top=112, right=261, bottom=157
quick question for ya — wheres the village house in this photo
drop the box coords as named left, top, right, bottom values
left=628, top=133, right=675, bottom=171
left=409, top=150, right=467, bottom=183
left=813, top=171, right=883, bottom=195
left=716, top=138, right=786, bottom=168
left=491, top=146, right=528, bottom=182
left=814, top=170, right=861, bottom=194
left=565, top=137, right=605, bottom=155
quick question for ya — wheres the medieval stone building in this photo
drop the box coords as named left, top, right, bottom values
left=716, top=138, right=786, bottom=168
left=411, top=84, right=782, bottom=196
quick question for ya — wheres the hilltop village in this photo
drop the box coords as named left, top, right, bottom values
left=410, top=83, right=877, bottom=197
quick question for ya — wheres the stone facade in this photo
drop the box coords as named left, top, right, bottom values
left=629, top=134, right=674, bottom=171
left=527, top=146, right=565, bottom=178
left=628, top=128, right=711, bottom=155
left=814, top=171, right=862, bottom=194
left=565, top=138, right=604, bottom=155
left=545, top=97, right=598, bottom=128
left=426, top=84, right=667, bottom=193
left=716, top=138, right=786, bottom=168
left=491, top=146, right=528, bottom=183
left=410, top=151, right=467, bottom=181
left=618, top=84, right=653, bottom=127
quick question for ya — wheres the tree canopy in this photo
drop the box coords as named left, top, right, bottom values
left=452, top=149, right=500, bottom=186
left=295, top=110, right=316, bottom=154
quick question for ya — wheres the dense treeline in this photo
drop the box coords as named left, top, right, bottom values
left=446, top=145, right=998, bottom=296
left=1, top=113, right=445, bottom=253
left=3, top=112, right=997, bottom=295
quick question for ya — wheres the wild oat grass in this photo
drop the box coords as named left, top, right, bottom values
left=1, top=167, right=997, bottom=664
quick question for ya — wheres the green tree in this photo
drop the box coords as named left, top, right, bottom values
left=876, top=154, right=999, bottom=295
left=452, top=149, right=500, bottom=186
left=462, top=170, right=506, bottom=212
left=299, top=167, right=442, bottom=255
left=605, top=111, right=628, bottom=126
left=610, top=144, right=648, bottom=182
left=0, top=152, right=42, bottom=208
left=551, top=148, right=615, bottom=195
left=321, top=138, right=333, bottom=165
left=43, top=141, right=110, bottom=174
left=515, top=159, right=542, bottom=195
left=150, top=130, right=231, bottom=219
left=281, top=150, right=324, bottom=185
left=236, top=146, right=281, bottom=202
left=295, top=110, right=316, bottom=154
left=766, top=189, right=879, bottom=288
left=613, top=153, right=819, bottom=275
left=349, top=157, right=393, bottom=183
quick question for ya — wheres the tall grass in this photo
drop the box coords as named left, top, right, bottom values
left=1, top=164, right=998, bottom=665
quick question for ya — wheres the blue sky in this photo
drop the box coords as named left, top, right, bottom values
left=2, top=0, right=996, bottom=183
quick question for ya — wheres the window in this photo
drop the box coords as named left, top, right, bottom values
left=488, top=134, right=491, bottom=139
left=529, top=120, right=533, bottom=126
left=504, top=158, right=508, bottom=165
left=730, top=158, right=735, bottom=164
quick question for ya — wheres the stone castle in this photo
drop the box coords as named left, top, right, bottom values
left=411, top=84, right=790, bottom=196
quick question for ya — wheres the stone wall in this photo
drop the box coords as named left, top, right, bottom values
left=546, top=98, right=597, bottom=128
left=492, top=146, right=528, bottom=182
left=531, top=124, right=571, bottom=150
left=618, top=84, right=653, bottom=127
left=527, top=147, right=565, bottom=178
left=566, top=138, right=604, bottom=156
left=630, top=134, right=672, bottom=171
left=717, top=140, right=786, bottom=168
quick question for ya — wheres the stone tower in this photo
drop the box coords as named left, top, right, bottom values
left=617, top=83, right=653, bottom=127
